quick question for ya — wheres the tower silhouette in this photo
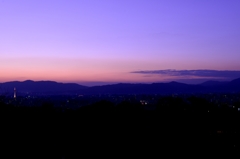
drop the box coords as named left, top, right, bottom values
left=14, top=87, right=16, bottom=99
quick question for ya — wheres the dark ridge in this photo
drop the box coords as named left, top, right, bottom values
left=1, top=78, right=240, bottom=95
left=0, top=80, right=88, bottom=94
left=230, top=78, right=240, bottom=84
left=200, top=80, right=229, bottom=86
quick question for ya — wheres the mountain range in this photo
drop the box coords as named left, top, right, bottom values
left=0, top=78, right=240, bottom=95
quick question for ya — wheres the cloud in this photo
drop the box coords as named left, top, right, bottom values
left=131, top=69, right=240, bottom=79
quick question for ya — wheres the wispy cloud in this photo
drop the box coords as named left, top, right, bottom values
left=131, top=69, right=240, bottom=79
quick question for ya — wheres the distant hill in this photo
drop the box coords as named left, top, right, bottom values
left=0, top=80, right=87, bottom=94
left=229, top=78, right=240, bottom=85
left=199, top=78, right=240, bottom=93
left=71, top=80, right=235, bottom=95
left=1, top=78, right=240, bottom=95
left=200, top=80, right=228, bottom=86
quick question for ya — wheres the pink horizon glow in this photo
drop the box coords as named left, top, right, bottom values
left=1, top=1, right=240, bottom=85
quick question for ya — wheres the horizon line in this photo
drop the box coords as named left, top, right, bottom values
left=0, top=78, right=235, bottom=87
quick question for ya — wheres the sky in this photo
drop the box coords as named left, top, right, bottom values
left=1, top=0, right=240, bottom=86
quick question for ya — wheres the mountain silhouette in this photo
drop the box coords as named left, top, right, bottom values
left=229, top=78, right=240, bottom=85
left=0, top=78, right=240, bottom=95
left=0, top=80, right=87, bottom=94
left=200, top=80, right=228, bottom=86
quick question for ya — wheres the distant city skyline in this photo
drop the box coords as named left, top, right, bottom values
left=1, top=0, right=240, bottom=85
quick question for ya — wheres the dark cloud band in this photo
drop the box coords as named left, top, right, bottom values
left=131, top=69, right=240, bottom=78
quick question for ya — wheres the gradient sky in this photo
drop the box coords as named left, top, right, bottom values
left=1, top=0, right=240, bottom=85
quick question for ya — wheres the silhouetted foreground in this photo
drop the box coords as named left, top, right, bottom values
left=1, top=96, right=240, bottom=158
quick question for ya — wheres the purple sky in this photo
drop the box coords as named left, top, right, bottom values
left=1, top=0, right=240, bottom=85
